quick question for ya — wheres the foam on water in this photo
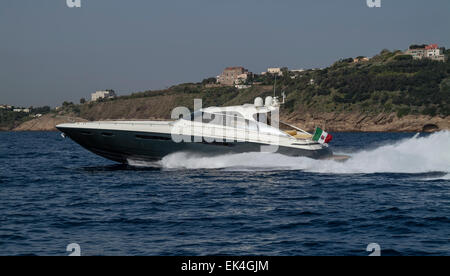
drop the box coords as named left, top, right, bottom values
left=423, top=173, right=450, bottom=181
left=160, top=131, right=450, bottom=174
left=126, top=158, right=161, bottom=168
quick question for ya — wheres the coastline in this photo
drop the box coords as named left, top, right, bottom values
left=9, top=114, right=88, bottom=132
left=4, top=130, right=446, bottom=133
left=6, top=112, right=448, bottom=133
left=283, top=112, right=449, bottom=133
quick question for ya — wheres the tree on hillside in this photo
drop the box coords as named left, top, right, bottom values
left=409, top=44, right=427, bottom=49
left=32, top=106, right=51, bottom=114
left=394, top=55, right=413, bottom=61
left=202, top=77, right=217, bottom=85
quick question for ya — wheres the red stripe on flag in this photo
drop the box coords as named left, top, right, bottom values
left=324, top=133, right=333, bottom=143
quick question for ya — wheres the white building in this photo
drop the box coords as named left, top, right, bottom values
left=0, top=105, right=12, bottom=110
left=290, top=69, right=305, bottom=73
left=91, top=90, right=117, bottom=101
left=13, top=108, right=30, bottom=113
left=405, top=44, right=446, bottom=62
left=266, top=67, right=287, bottom=76
left=235, top=84, right=252, bottom=90
left=234, top=73, right=250, bottom=85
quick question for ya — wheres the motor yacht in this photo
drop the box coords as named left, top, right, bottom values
left=57, top=96, right=336, bottom=163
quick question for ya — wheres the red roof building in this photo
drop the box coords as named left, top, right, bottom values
left=425, top=44, right=438, bottom=50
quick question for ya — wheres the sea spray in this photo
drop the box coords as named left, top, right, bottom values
left=160, top=131, right=450, bottom=174
left=126, top=158, right=161, bottom=168
left=423, top=173, right=450, bottom=181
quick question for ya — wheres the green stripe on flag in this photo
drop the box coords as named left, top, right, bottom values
left=312, top=127, right=323, bottom=141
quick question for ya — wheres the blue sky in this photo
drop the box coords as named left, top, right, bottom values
left=1, top=0, right=449, bottom=107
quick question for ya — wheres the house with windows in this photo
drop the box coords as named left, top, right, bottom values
left=13, top=108, right=30, bottom=113
left=353, top=57, right=370, bottom=63
left=0, top=105, right=12, bottom=110
left=405, top=44, right=446, bottom=61
left=217, top=67, right=252, bottom=86
left=262, top=67, right=288, bottom=76
left=91, top=90, right=117, bottom=101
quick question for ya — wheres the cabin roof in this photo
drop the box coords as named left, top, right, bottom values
left=201, top=104, right=277, bottom=121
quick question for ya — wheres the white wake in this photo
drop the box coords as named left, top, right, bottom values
left=160, top=131, right=450, bottom=174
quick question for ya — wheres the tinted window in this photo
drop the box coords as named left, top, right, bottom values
left=189, top=111, right=216, bottom=123
left=253, top=112, right=271, bottom=126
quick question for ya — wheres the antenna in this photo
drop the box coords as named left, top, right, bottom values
left=273, top=75, right=277, bottom=97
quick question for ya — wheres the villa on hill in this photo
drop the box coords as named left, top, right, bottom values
left=217, top=67, right=252, bottom=87
left=405, top=44, right=446, bottom=61
left=91, top=90, right=117, bottom=102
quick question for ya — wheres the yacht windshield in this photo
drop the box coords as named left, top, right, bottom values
left=253, top=112, right=272, bottom=126
left=186, top=111, right=215, bottom=123
left=184, top=110, right=288, bottom=137
left=253, top=112, right=290, bottom=137
left=185, top=111, right=258, bottom=131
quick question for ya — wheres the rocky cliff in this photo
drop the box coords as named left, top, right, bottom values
left=13, top=114, right=87, bottom=131
left=12, top=103, right=448, bottom=133
left=283, top=112, right=448, bottom=132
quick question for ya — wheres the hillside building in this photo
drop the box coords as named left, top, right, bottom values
left=290, top=69, right=305, bottom=73
left=0, top=105, right=12, bottom=110
left=13, top=108, right=30, bottom=113
left=405, top=44, right=446, bottom=61
left=264, top=67, right=288, bottom=76
left=353, top=57, right=370, bottom=63
left=91, top=90, right=117, bottom=101
left=217, top=67, right=252, bottom=86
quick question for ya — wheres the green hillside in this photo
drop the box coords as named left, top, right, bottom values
left=2, top=48, right=449, bottom=130
left=68, top=49, right=449, bottom=120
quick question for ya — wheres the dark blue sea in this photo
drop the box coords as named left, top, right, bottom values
left=0, top=131, right=449, bottom=256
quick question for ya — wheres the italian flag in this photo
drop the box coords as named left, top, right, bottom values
left=312, top=127, right=333, bottom=144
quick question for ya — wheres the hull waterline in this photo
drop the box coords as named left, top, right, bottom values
left=57, top=126, right=333, bottom=163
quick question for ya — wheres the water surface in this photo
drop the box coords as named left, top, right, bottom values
left=0, top=131, right=449, bottom=255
